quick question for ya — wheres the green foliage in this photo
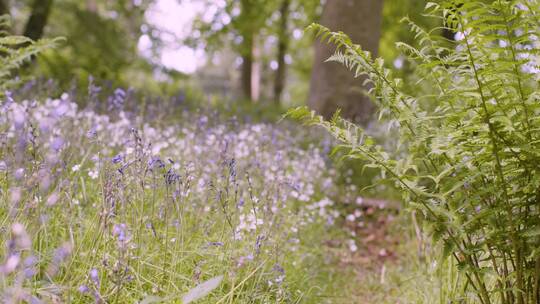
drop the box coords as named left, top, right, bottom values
left=190, top=0, right=272, bottom=55
left=0, top=15, right=62, bottom=93
left=34, top=1, right=146, bottom=90
left=380, top=0, right=436, bottom=61
left=289, top=1, right=540, bottom=303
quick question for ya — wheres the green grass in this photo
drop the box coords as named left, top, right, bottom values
left=0, top=100, right=357, bottom=303
left=345, top=212, right=474, bottom=304
left=1, top=167, right=353, bottom=303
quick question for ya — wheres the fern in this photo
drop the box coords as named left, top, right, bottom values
left=0, top=15, right=63, bottom=95
left=291, top=1, right=540, bottom=303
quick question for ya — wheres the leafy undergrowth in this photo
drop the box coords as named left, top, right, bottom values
left=0, top=91, right=377, bottom=303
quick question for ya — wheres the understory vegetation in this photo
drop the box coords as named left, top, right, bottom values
left=290, top=0, right=540, bottom=303
left=3, top=0, right=540, bottom=303
left=0, top=84, right=372, bottom=302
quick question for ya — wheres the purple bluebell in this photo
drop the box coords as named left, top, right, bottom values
left=78, top=285, right=89, bottom=294
left=112, top=154, right=123, bottom=164
left=272, top=264, right=285, bottom=274
left=52, top=243, right=72, bottom=264
left=51, top=137, right=65, bottom=152
left=165, top=168, right=180, bottom=185
left=112, top=223, right=129, bottom=242
left=237, top=198, right=245, bottom=208
left=86, top=127, right=97, bottom=138
left=89, top=268, right=100, bottom=287
left=52, top=100, right=70, bottom=118
left=88, top=76, right=102, bottom=96
left=2, top=91, right=14, bottom=110
left=255, top=235, right=265, bottom=254
left=108, top=88, right=126, bottom=111
left=12, top=106, right=26, bottom=130
left=23, top=255, right=38, bottom=278
left=148, top=157, right=165, bottom=170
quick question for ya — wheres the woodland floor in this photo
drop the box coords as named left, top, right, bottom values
left=326, top=199, right=404, bottom=303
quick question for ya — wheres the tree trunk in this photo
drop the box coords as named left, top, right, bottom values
left=273, top=0, right=290, bottom=105
left=0, top=0, right=8, bottom=16
left=239, top=0, right=254, bottom=101
left=86, top=0, right=97, bottom=12
left=23, top=0, right=54, bottom=40
left=308, top=0, right=384, bottom=125
left=238, top=0, right=263, bottom=102
left=241, top=31, right=254, bottom=101
left=251, top=37, right=261, bottom=101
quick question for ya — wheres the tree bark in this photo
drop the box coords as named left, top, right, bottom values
left=251, top=37, right=261, bottom=101
left=86, top=0, right=98, bottom=12
left=241, top=31, right=254, bottom=101
left=23, top=0, right=54, bottom=40
left=273, top=0, right=290, bottom=105
left=239, top=0, right=255, bottom=101
left=308, top=0, right=384, bottom=125
left=0, top=0, right=8, bottom=16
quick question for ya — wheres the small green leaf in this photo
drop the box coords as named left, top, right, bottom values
left=0, top=35, right=32, bottom=45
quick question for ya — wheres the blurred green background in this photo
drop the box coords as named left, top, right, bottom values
left=2, top=0, right=440, bottom=112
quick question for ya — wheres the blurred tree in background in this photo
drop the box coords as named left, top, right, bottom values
left=1, top=0, right=440, bottom=116
left=273, top=0, right=290, bottom=105
left=308, top=0, right=384, bottom=125
left=3, top=0, right=167, bottom=94
left=0, top=0, right=8, bottom=19
left=190, top=0, right=434, bottom=112
left=37, top=0, right=153, bottom=91
left=190, top=0, right=321, bottom=104
left=24, top=0, right=54, bottom=40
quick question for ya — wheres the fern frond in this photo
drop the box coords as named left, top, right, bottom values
left=296, top=2, right=540, bottom=302
left=0, top=17, right=64, bottom=94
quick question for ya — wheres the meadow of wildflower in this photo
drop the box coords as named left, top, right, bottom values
left=0, top=85, right=372, bottom=303
left=6, top=0, right=540, bottom=303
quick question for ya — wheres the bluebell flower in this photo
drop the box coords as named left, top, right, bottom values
left=52, top=100, right=70, bottom=118
left=78, top=285, right=89, bottom=294
left=112, top=154, right=123, bottom=164
left=52, top=243, right=72, bottom=264
left=112, top=223, right=129, bottom=243
left=89, top=268, right=100, bottom=286
left=86, top=127, right=97, bottom=138
left=208, top=241, right=224, bottom=247
left=237, top=198, right=245, bottom=208
left=51, top=137, right=65, bottom=152
left=12, top=106, right=26, bottom=130
left=88, top=76, right=102, bottom=96
left=272, top=264, right=285, bottom=274
left=108, top=88, right=126, bottom=111
left=255, top=235, right=265, bottom=254
left=165, top=168, right=180, bottom=184
left=23, top=255, right=38, bottom=278
left=2, top=91, right=14, bottom=110
left=148, top=156, right=165, bottom=170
